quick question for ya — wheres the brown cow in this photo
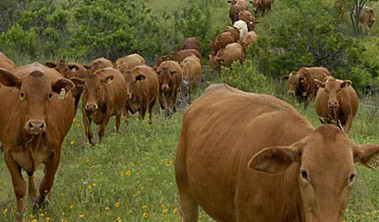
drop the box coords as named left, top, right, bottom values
left=180, top=55, right=202, bottom=103
left=281, top=66, right=331, bottom=108
left=209, top=42, right=245, bottom=71
left=178, top=37, right=201, bottom=53
left=0, top=62, right=75, bottom=221
left=0, top=52, right=16, bottom=71
left=71, top=67, right=127, bottom=145
left=358, top=6, right=376, bottom=33
left=45, top=59, right=88, bottom=111
left=238, top=10, right=259, bottom=31
left=155, top=49, right=202, bottom=69
left=114, top=53, right=145, bottom=74
left=239, top=30, right=258, bottom=50
left=123, top=65, right=159, bottom=124
left=156, top=61, right=183, bottom=116
left=210, top=31, right=237, bottom=56
left=84, top=57, right=114, bottom=73
left=252, top=0, right=273, bottom=17
left=175, top=83, right=379, bottom=222
left=224, top=26, right=240, bottom=42
left=314, top=77, right=358, bottom=132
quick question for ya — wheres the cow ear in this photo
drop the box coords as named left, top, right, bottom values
left=281, top=75, right=289, bottom=81
left=314, top=79, right=325, bottom=88
left=103, top=75, right=114, bottom=84
left=70, top=77, right=85, bottom=88
left=52, top=78, right=75, bottom=94
left=341, top=80, right=352, bottom=88
left=68, top=64, right=80, bottom=72
left=170, top=70, right=177, bottom=75
left=353, top=144, right=379, bottom=169
left=45, top=61, right=57, bottom=68
left=0, top=68, right=21, bottom=88
left=136, top=74, right=146, bottom=81
left=248, top=146, right=301, bottom=174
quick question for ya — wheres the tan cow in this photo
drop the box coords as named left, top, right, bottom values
left=123, top=65, right=159, bottom=124
left=314, top=77, right=358, bottom=132
left=209, top=42, right=245, bottom=71
left=0, top=52, right=16, bottom=71
left=281, top=66, right=331, bottom=108
left=71, top=67, right=127, bottom=145
left=180, top=55, right=202, bottom=103
left=178, top=37, right=201, bottom=53
left=156, top=61, right=183, bottom=116
left=238, top=10, right=259, bottom=31
left=155, top=49, right=202, bottom=69
left=84, top=57, right=114, bottom=73
left=114, top=53, right=145, bottom=74
left=252, top=0, right=273, bottom=17
left=45, top=59, right=88, bottom=111
left=175, top=83, right=379, bottom=222
left=239, top=30, right=258, bottom=50
left=228, top=0, right=249, bottom=24
left=359, top=6, right=376, bottom=33
left=0, top=62, right=75, bottom=221
left=210, top=31, right=237, bottom=56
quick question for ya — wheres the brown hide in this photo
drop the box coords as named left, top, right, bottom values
left=175, top=83, right=379, bottom=222
left=178, top=37, right=201, bottom=53
left=0, top=52, right=16, bottom=71
left=85, top=57, right=113, bottom=73
left=123, top=65, right=159, bottom=124
left=229, top=4, right=243, bottom=24
left=180, top=55, right=202, bottom=102
left=209, top=42, right=245, bottom=71
left=359, top=6, right=376, bottom=32
left=238, top=10, right=259, bottom=31
left=156, top=61, right=183, bottom=116
left=71, top=67, right=127, bottom=145
left=252, top=0, right=273, bottom=17
left=210, top=31, right=237, bottom=56
left=315, top=78, right=358, bottom=133
left=115, top=53, right=145, bottom=74
left=224, top=26, right=240, bottom=42
left=155, top=49, right=202, bottom=69
left=0, top=62, right=75, bottom=221
left=282, top=67, right=331, bottom=108
left=240, top=31, right=258, bottom=49
left=45, top=59, right=88, bottom=111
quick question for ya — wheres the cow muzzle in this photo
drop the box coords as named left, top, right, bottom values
left=25, top=120, right=46, bottom=135
left=287, top=90, right=295, bottom=96
left=328, top=101, right=338, bottom=108
left=85, top=103, right=98, bottom=113
left=161, top=85, right=169, bottom=92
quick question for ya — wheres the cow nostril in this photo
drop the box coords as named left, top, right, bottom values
left=26, top=120, right=46, bottom=134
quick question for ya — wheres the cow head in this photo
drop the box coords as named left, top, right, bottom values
left=154, top=54, right=170, bottom=70
left=157, top=66, right=176, bottom=93
left=367, top=9, right=376, bottom=29
left=0, top=68, right=74, bottom=135
left=282, top=71, right=301, bottom=95
left=46, top=60, right=83, bottom=79
left=124, top=70, right=146, bottom=99
left=71, top=71, right=114, bottom=114
left=314, top=78, right=352, bottom=109
left=248, top=124, right=379, bottom=222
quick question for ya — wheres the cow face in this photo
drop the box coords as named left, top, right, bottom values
left=157, top=67, right=175, bottom=93
left=315, top=78, right=351, bottom=109
left=124, top=70, right=146, bottom=99
left=72, top=73, right=114, bottom=114
left=249, top=124, right=379, bottom=222
left=282, top=71, right=300, bottom=95
left=0, top=68, right=74, bottom=135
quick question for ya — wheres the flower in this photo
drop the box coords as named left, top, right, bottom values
left=70, top=140, right=75, bottom=145
left=143, top=212, right=148, bottom=218
left=3, top=208, right=8, bottom=214
left=104, top=207, right=110, bottom=211
left=114, top=202, right=120, bottom=208
left=116, top=217, right=122, bottom=222
left=79, top=214, right=85, bottom=218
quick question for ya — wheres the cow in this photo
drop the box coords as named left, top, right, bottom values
left=84, top=57, right=114, bottom=73
left=224, top=26, right=241, bottom=42
left=178, top=37, right=201, bottom=53
left=233, top=20, right=249, bottom=40
left=209, top=42, right=245, bottom=72
left=71, top=67, right=127, bottom=145
left=175, top=83, right=379, bottom=222
left=156, top=61, right=183, bottom=116
left=45, top=59, right=88, bottom=111
left=227, top=0, right=249, bottom=24
left=281, top=66, right=331, bottom=108
left=114, top=53, right=145, bottom=74
left=180, top=55, right=202, bottom=103
left=358, top=6, right=376, bottom=33
left=0, top=52, right=16, bottom=71
left=155, top=49, right=202, bottom=69
left=239, top=30, right=258, bottom=50
left=123, top=65, right=159, bottom=124
left=238, top=10, right=259, bottom=31
left=210, top=31, right=237, bottom=56
left=314, top=77, right=358, bottom=133
left=0, top=62, right=75, bottom=222
left=252, top=0, right=273, bottom=17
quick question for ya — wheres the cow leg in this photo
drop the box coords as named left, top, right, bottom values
left=343, top=114, right=353, bottom=133
left=115, top=112, right=121, bottom=133
left=159, top=92, right=165, bottom=110
left=35, top=152, right=61, bottom=209
left=83, top=115, right=95, bottom=146
left=27, top=172, right=37, bottom=202
left=4, top=153, right=27, bottom=221
left=98, top=116, right=111, bottom=144
left=179, top=189, right=199, bottom=222
left=148, top=98, right=156, bottom=124
left=165, top=94, right=171, bottom=117
left=172, top=89, right=179, bottom=113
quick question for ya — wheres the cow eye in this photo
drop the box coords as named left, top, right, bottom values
left=349, top=173, right=356, bottom=183
left=20, top=92, right=25, bottom=100
left=97, top=86, right=102, bottom=91
left=300, top=168, right=308, bottom=181
left=48, top=92, right=53, bottom=100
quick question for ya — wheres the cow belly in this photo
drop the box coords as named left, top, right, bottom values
left=11, top=148, right=50, bottom=173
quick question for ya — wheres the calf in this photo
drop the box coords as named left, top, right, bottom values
left=314, top=77, right=358, bottom=132
left=238, top=10, right=259, bottom=31
left=252, top=0, right=273, bottom=17
left=0, top=62, right=75, bottom=221
left=176, top=83, right=379, bottom=222
left=359, top=6, right=376, bottom=33
left=156, top=61, right=183, bottom=116
left=210, top=31, right=237, bottom=56
left=180, top=55, right=202, bottom=103
left=209, top=42, right=245, bottom=71
left=233, top=20, right=249, bottom=40
left=123, top=65, right=159, bottom=124
left=71, top=67, right=127, bottom=145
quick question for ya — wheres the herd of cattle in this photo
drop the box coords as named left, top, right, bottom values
left=0, top=0, right=378, bottom=221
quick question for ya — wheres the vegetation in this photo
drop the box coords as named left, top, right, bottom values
left=1, top=0, right=379, bottom=221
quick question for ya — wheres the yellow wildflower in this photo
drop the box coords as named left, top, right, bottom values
left=143, top=212, right=148, bottom=218
left=70, top=140, right=75, bottom=145
left=116, top=217, right=122, bottom=222
left=104, top=207, right=110, bottom=211
left=3, top=208, right=8, bottom=214
left=115, top=202, right=120, bottom=208
left=79, top=214, right=85, bottom=218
